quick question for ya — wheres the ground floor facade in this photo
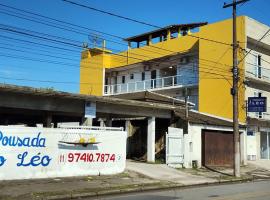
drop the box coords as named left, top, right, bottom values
left=247, top=125, right=270, bottom=161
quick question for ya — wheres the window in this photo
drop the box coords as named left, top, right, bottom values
left=142, top=72, right=145, bottom=81
left=258, top=55, right=261, bottom=66
left=258, top=55, right=262, bottom=78
left=130, top=74, right=134, bottom=80
left=122, top=76, right=125, bottom=84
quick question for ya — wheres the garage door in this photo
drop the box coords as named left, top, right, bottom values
left=202, top=130, right=234, bottom=167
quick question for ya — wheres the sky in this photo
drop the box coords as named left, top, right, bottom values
left=0, top=0, right=269, bottom=93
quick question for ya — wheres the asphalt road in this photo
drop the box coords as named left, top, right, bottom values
left=90, top=180, right=270, bottom=200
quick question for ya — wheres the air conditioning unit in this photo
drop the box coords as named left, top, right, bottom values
left=179, top=57, right=189, bottom=64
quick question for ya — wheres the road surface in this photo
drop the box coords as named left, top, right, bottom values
left=89, top=180, right=270, bottom=200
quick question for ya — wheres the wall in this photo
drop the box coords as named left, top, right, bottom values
left=110, top=36, right=199, bottom=68
left=80, top=49, right=110, bottom=95
left=0, top=126, right=127, bottom=180
left=199, top=16, right=246, bottom=123
left=185, top=123, right=247, bottom=168
left=80, top=32, right=199, bottom=96
left=246, top=17, right=270, bottom=45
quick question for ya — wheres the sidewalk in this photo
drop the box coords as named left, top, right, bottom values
left=126, top=161, right=216, bottom=184
left=1, top=161, right=270, bottom=200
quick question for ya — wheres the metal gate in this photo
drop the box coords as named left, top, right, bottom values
left=166, top=127, right=184, bottom=166
left=202, top=130, right=233, bottom=167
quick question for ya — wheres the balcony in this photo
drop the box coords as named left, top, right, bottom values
left=246, top=63, right=270, bottom=82
left=104, top=75, right=198, bottom=95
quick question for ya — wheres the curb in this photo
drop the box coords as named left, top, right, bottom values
left=41, top=176, right=269, bottom=200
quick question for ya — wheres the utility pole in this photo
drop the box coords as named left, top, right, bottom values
left=184, top=87, right=189, bottom=135
left=223, top=0, right=249, bottom=177
left=185, top=87, right=189, bottom=120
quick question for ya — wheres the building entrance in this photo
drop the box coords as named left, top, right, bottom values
left=261, top=132, right=270, bottom=159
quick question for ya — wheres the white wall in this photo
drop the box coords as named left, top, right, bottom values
left=184, top=124, right=247, bottom=168
left=246, top=17, right=270, bottom=45
left=176, top=57, right=199, bottom=85
left=0, top=126, right=127, bottom=180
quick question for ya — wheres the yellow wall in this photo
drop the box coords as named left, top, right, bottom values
left=80, top=33, right=200, bottom=95
left=80, top=49, right=110, bottom=96
left=109, top=36, right=199, bottom=68
left=79, top=16, right=247, bottom=123
left=198, top=16, right=246, bottom=123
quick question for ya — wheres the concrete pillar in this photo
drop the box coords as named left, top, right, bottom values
left=240, top=130, right=247, bottom=165
left=147, top=117, right=155, bottom=162
left=125, top=120, right=132, bottom=157
left=43, top=113, right=52, bottom=128
left=105, top=119, right=112, bottom=127
left=81, top=117, right=93, bottom=126
left=99, top=119, right=106, bottom=127
left=167, top=29, right=171, bottom=41
left=147, top=35, right=152, bottom=46
left=178, top=27, right=181, bottom=38
left=102, top=40, right=106, bottom=50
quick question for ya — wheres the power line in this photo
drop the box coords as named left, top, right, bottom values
left=0, top=46, right=80, bottom=62
left=0, top=2, right=234, bottom=62
left=0, top=70, right=231, bottom=87
left=0, top=34, right=80, bottom=54
left=61, top=0, right=160, bottom=29
left=0, top=2, right=123, bottom=40
left=0, top=24, right=233, bottom=76
left=187, top=34, right=232, bottom=46
left=0, top=49, right=233, bottom=78
left=0, top=6, right=174, bottom=57
left=61, top=0, right=234, bottom=47
left=238, top=29, right=270, bottom=64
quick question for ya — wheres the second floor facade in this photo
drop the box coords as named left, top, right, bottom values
left=80, top=16, right=270, bottom=123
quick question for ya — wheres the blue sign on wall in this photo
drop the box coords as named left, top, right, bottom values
left=248, top=97, right=267, bottom=112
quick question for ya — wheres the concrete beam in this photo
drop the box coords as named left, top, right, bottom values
left=0, top=92, right=84, bottom=114
left=97, top=102, right=171, bottom=118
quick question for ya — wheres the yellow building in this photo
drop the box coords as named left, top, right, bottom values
left=80, top=16, right=269, bottom=127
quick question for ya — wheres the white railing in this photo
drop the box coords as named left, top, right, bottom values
left=246, top=63, right=270, bottom=82
left=104, top=75, right=198, bottom=95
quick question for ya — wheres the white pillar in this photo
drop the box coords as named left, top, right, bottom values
left=125, top=120, right=131, bottom=156
left=147, top=117, right=155, bottom=162
left=81, top=117, right=93, bottom=126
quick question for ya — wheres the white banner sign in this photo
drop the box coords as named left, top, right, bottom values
left=85, top=101, right=96, bottom=118
left=0, top=126, right=127, bottom=180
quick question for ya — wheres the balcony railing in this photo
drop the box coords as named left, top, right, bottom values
left=104, top=75, right=198, bottom=95
left=246, top=63, right=270, bottom=82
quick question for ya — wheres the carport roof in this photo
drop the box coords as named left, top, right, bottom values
left=0, top=84, right=246, bottom=128
left=0, top=84, right=178, bottom=111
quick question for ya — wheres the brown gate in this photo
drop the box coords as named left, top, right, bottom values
left=202, top=130, right=234, bottom=167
